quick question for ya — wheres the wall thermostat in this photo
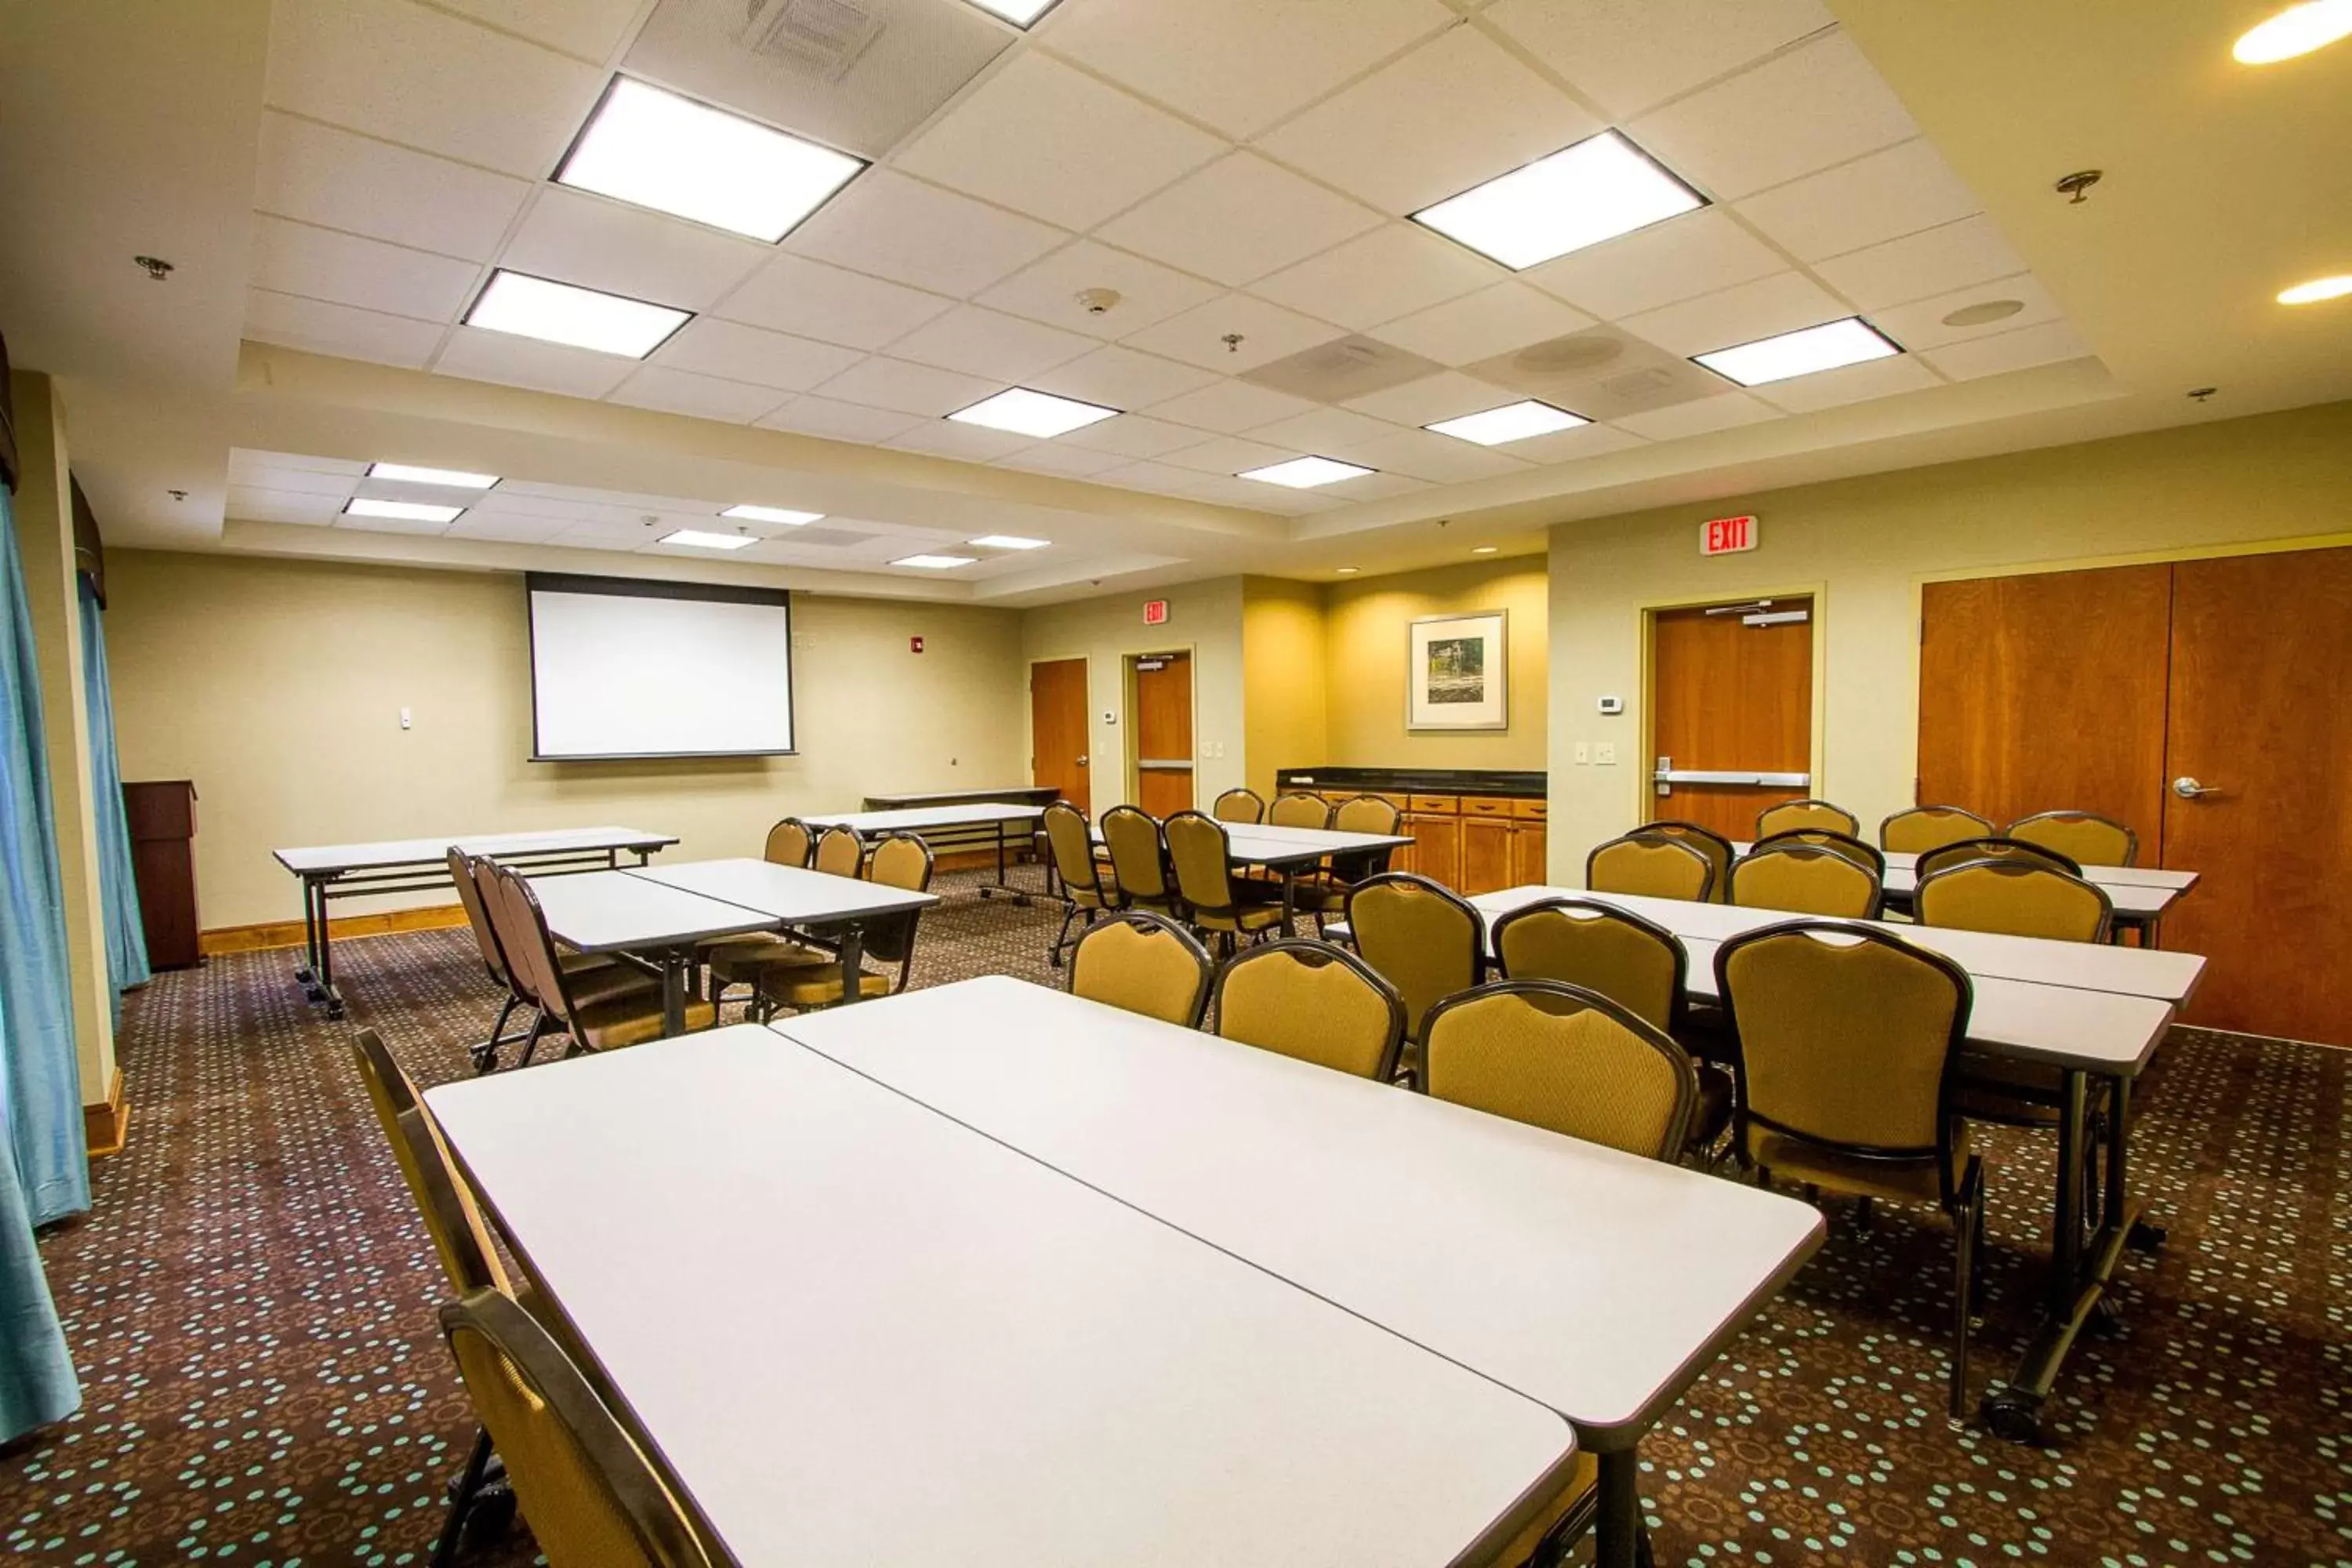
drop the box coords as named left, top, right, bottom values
left=1597, top=695, right=1624, bottom=715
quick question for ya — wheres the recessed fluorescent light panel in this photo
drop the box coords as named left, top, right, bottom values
left=894, top=554, right=979, bottom=568
left=465, top=270, right=689, bottom=358
left=949, top=387, right=1120, bottom=438
left=345, top=498, right=463, bottom=524
left=1412, top=130, right=1704, bottom=270
left=970, top=535, right=1049, bottom=550
left=721, top=504, right=823, bottom=525
left=1238, top=456, right=1377, bottom=489
left=1693, top=318, right=1901, bottom=387
left=558, top=78, right=866, bottom=242
left=367, top=463, right=499, bottom=489
left=660, top=530, right=759, bottom=550
left=964, top=0, right=1064, bottom=25
left=2234, top=0, right=2352, bottom=62
left=2278, top=274, right=2352, bottom=304
left=1426, top=400, right=1588, bottom=446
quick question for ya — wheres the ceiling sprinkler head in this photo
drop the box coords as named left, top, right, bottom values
left=166, top=488, right=188, bottom=501
left=2187, top=387, right=2218, bottom=402
left=133, top=255, right=175, bottom=281
left=1074, top=287, right=1122, bottom=316
left=2053, top=169, right=2103, bottom=205
left=1221, top=332, right=1245, bottom=354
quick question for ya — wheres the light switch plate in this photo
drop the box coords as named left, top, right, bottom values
left=1573, top=742, right=1590, bottom=764
left=1595, top=742, right=1617, bottom=765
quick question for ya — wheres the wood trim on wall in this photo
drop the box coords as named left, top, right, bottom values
left=84, top=1067, right=128, bottom=1158
left=201, top=903, right=470, bottom=955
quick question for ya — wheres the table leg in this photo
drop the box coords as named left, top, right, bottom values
left=976, top=819, right=1033, bottom=905
left=837, top=924, right=866, bottom=1006
left=1279, top=868, right=1298, bottom=938
left=1594, top=1446, right=1642, bottom=1568
left=662, top=955, right=687, bottom=1037
left=318, top=881, right=345, bottom=1019
left=296, top=877, right=322, bottom=997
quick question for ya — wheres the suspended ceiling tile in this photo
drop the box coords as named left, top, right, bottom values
left=809, top=355, right=1001, bottom=417
left=501, top=187, right=771, bottom=312
left=787, top=170, right=1069, bottom=298
left=1630, top=31, right=1918, bottom=201
left=244, top=288, right=447, bottom=368
left=1094, top=154, right=1384, bottom=289
left=1142, top=379, right=1321, bottom=434
left=883, top=420, right=1037, bottom=463
left=1484, top=0, right=1835, bottom=119
left=993, top=442, right=1131, bottom=478
left=883, top=304, right=1098, bottom=383
left=253, top=112, right=531, bottom=263
left=266, top=0, right=604, bottom=179
left=1870, top=274, right=2063, bottom=353
left=1618, top=270, right=1845, bottom=357
left=975, top=241, right=1221, bottom=341
left=651, top=318, right=864, bottom=391
left=433, top=325, right=638, bottom=398
left=229, top=448, right=368, bottom=478
left=1258, top=27, right=1600, bottom=216
left=443, top=512, right=573, bottom=544
left=1814, top=213, right=2031, bottom=312
left=1611, top=390, right=1784, bottom=440
left=716, top=254, right=956, bottom=351
left=608, top=365, right=790, bottom=423
left=1044, top=0, right=1450, bottom=141
left=430, top=0, right=643, bottom=62
left=1247, top=406, right=1404, bottom=454
left=1920, top=320, right=2096, bottom=382
left=755, top=395, right=928, bottom=444
left=1157, top=434, right=1295, bottom=476
left=1250, top=224, right=1500, bottom=332
left=1748, top=352, right=1940, bottom=412
left=895, top=52, right=1223, bottom=231
left=1118, top=292, right=1345, bottom=372
left=1499, top=419, right=1650, bottom=465
left=1057, top=414, right=1213, bottom=459
left=249, top=215, right=482, bottom=321
left=1733, top=137, right=1984, bottom=263
left=1318, top=469, right=1431, bottom=502
left=1340, top=369, right=1520, bottom=426
left=1372, top=282, right=1595, bottom=367
left=1029, top=345, right=1218, bottom=410
left=334, top=510, right=452, bottom=535
left=1327, top=426, right=1532, bottom=483
left=1527, top=209, right=1783, bottom=322
left=226, top=487, right=346, bottom=524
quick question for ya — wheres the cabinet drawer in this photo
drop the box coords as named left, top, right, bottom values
left=1408, top=793, right=1461, bottom=814
left=1510, top=797, right=1548, bottom=821
left=1461, top=796, right=1515, bottom=819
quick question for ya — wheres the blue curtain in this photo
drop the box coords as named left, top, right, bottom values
left=79, top=576, right=148, bottom=1016
left=0, top=488, right=83, bottom=1439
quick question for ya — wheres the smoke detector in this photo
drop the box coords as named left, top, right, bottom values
left=1075, top=287, right=1122, bottom=316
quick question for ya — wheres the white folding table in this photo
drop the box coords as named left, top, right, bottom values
left=521, top=869, right=775, bottom=1036
left=1729, top=841, right=2198, bottom=938
left=775, top=977, right=1825, bottom=1568
left=624, top=858, right=936, bottom=1005
left=272, top=826, right=677, bottom=1018
left=803, top=801, right=1047, bottom=901
left=1094, top=818, right=1415, bottom=933
left=426, top=1027, right=1583, bottom=1567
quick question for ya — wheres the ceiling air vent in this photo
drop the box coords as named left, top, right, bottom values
left=742, top=0, right=884, bottom=81
left=1241, top=335, right=1446, bottom=404
left=1467, top=326, right=1722, bottom=421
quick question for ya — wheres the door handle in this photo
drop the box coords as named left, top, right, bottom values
left=1076, top=755, right=1088, bottom=767
left=2172, top=775, right=2223, bottom=800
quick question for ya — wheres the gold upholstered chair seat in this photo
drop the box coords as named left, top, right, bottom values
left=1470, top=1450, right=1602, bottom=1567
left=757, top=964, right=895, bottom=1009
left=1744, top=1123, right=1974, bottom=1206
left=572, top=993, right=716, bottom=1051
left=701, top=930, right=826, bottom=977
left=561, top=957, right=662, bottom=1010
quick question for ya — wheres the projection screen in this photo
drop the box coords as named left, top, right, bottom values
left=526, top=573, right=794, bottom=760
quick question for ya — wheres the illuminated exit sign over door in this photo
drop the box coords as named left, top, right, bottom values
left=1142, top=599, right=1170, bottom=625
left=1701, top=514, right=1758, bottom=556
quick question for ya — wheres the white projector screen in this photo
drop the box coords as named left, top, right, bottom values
left=527, top=574, right=795, bottom=760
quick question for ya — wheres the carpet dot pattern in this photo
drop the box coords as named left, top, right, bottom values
left=3, top=868, right=2347, bottom=1566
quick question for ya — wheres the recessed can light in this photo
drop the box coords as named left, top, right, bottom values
left=894, top=554, right=979, bottom=569
left=2234, top=0, right=2352, bottom=62
left=660, top=529, right=758, bottom=550
left=344, top=498, right=463, bottom=524
left=1471, top=546, right=1500, bottom=555
left=1413, top=130, right=1704, bottom=270
left=465, top=270, right=689, bottom=358
left=1335, top=566, right=1360, bottom=575
left=1239, top=456, right=1377, bottom=488
left=558, top=78, right=865, bottom=242
left=721, top=504, right=823, bottom=525
left=368, top=462, right=499, bottom=489
left=1694, top=318, right=1902, bottom=387
left=2278, top=274, right=2352, bottom=305
left=970, top=535, right=1050, bottom=550
left=1940, top=299, right=2027, bottom=328
left=1426, top=400, right=1588, bottom=446
left=950, top=387, right=1121, bottom=438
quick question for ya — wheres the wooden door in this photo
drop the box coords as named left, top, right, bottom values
left=1131, top=652, right=1193, bottom=817
left=1029, top=658, right=1091, bottom=815
left=1918, top=565, right=2171, bottom=853
left=1649, top=599, right=1813, bottom=840
left=2160, top=547, right=2352, bottom=1043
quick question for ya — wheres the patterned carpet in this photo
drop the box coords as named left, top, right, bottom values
left=2, top=866, right=2347, bottom=1567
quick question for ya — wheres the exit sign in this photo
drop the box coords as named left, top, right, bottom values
left=1142, top=599, right=1170, bottom=626
left=1702, top=514, right=1758, bottom=556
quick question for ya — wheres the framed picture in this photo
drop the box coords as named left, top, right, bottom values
left=1407, top=611, right=1509, bottom=731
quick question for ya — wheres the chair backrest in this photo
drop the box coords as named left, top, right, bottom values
left=1879, top=805, right=1992, bottom=854
left=1753, top=827, right=1885, bottom=877
left=1067, top=910, right=1213, bottom=1026
left=1491, top=898, right=1683, bottom=1033
left=1100, top=806, right=1171, bottom=902
left=764, top=817, right=813, bottom=867
left=1642, top=820, right=1734, bottom=902
left=2007, top=809, right=2137, bottom=867
left=1331, top=794, right=1402, bottom=835
left=350, top=1030, right=510, bottom=1297
left=1163, top=811, right=1243, bottom=919
left=1267, top=791, right=1332, bottom=829
left=1756, top=799, right=1860, bottom=838
left=1729, top=841, right=1882, bottom=918
left=1916, top=859, right=2113, bottom=942
left=1211, top=787, right=1265, bottom=825
left=448, top=848, right=510, bottom=985
left=1042, top=801, right=1109, bottom=899
left=483, top=863, right=569, bottom=1022
left=1914, top=835, right=2080, bottom=880
left=864, top=831, right=935, bottom=892
left=441, top=1290, right=717, bottom=1568
left=812, top=825, right=863, bottom=878
left=1214, top=940, right=1405, bottom=1080
left=1344, top=873, right=1483, bottom=1043
left=1715, top=924, right=1969, bottom=1186
left=1586, top=833, right=1715, bottom=902
left=1421, top=981, right=1700, bottom=1162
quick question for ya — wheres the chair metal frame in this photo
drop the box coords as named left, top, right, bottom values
left=1642, top=819, right=1736, bottom=902
left=811, top=823, right=865, bottom=879
left=1729, top=840, right=1885, bottom=920
left=1585, top=830, right=1717, bottom=902
left=2006, top=808, right=2140, bottom=866
left=1915, top=858, right=2114, bottom=944
left=1266, top=790, right=1334, bottom=829
left=1210, top=786, right=1265, bottom=825
left=1914, top=835, right=2081, bottom=880
left=447, top=848, right=539, bottom=1073
left=1164, top=809, right=1287, bottom=953
left=1755, top=798, right=1861, bottom=838
left=1065, top=908, right=1214, bottom=1028
left=1099, top=804, right=1181, bottom=918
left=763, top=817, right=814, bottom=868
left=1752, top=826, right=1886, bottom=879
left=1491, top=896, right=1690, bottom=1035
left=1211, top=938, right=1407, bottom=1082
left=1341, top=871, right=1486, bottom=1066
left=1878, top=804, right=1993, bottom=853
left=1041, top=800, right=1120, bottom=967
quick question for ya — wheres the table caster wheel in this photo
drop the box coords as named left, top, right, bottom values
left=2085, top=1298, right=2125, bottom=1339
left=2126, top=1218, right=2169, bottom=1253
left=463, top=1479, right=517, bottom=1544
left=1980, top=1388, right=2046, bottom=1446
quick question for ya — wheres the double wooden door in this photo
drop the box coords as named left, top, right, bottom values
left=1647, top=598, right=1814, bottom=842
left=1920, top=546, right=2352, bottom=1044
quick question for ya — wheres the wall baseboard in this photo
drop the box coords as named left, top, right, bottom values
left=84, top=1068, right=128, bottom=1158
left=201, top=903, right=469, bottom=956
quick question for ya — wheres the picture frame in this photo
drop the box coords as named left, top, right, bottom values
left=1407, top=610, right=1509, bottom=731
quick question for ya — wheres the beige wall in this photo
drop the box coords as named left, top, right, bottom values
left=1020, top=576, right=1245, bottom=812
left=105, top=550, right=1026, bottom=927
left=1544, top=398, right=2352, bottom=881
left=1324, top=554, right=1549, bottom=773
left=1240, top=575, right=1327, bottom=798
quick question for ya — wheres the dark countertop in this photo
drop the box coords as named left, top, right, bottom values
left=1275, top=765, right=1545, bottom=799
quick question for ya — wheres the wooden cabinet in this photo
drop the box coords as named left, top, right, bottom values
left=1460, top=815, right=1513, bottom=895
left=125, top=779, right=201, bottom=969
left=1402, top=812, right=1462, bottom=887
left=1508, top=822, right=1548, bottom=886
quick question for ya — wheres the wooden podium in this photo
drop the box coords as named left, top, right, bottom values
left=124, top=779, right=201, bottom=969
